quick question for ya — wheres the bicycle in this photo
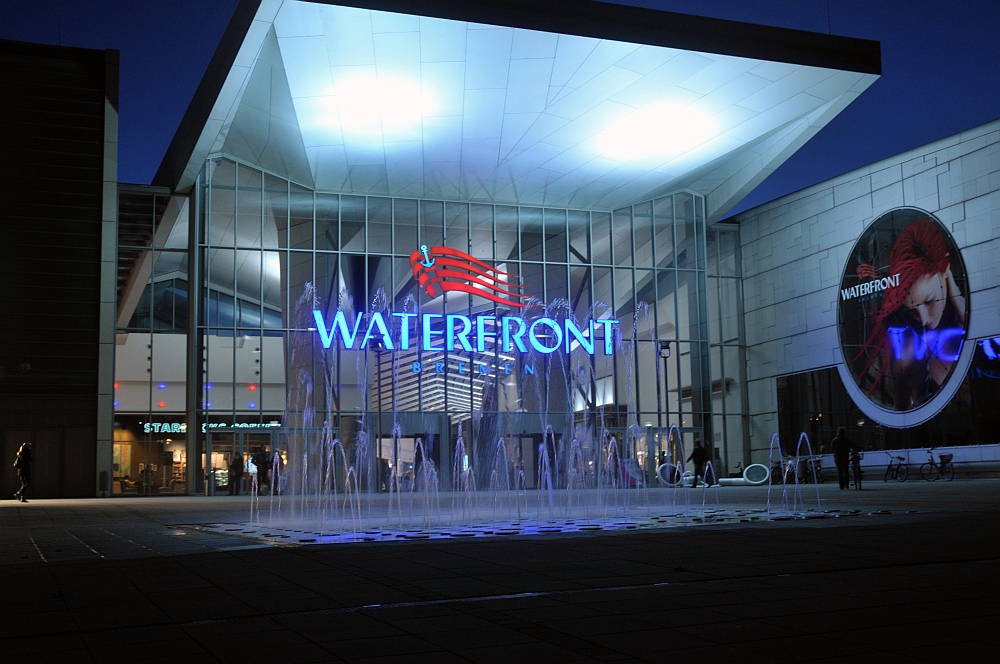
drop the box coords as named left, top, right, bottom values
left=920, top=448, right=955, bottom=482
left=769, top=458, right=795, bottom=485
left=883, top=452, right=908, bottom=482
left=799, top=456, right=824, bottom=483
left=850, top=451, right=863, bottom=490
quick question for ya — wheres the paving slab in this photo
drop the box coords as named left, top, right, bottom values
left=0, top=481, right=998, bottom=661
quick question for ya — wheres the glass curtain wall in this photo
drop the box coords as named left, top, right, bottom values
left=705, top=227, right=748, bottom=475
left=184, top=157, right=748, bottom=488
left=115, top=187, right=192, bottom=493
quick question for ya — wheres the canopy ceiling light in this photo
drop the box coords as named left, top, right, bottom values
left=331, top=75, right=433, bottom=140
left=596, top=102, right=716, bottom=163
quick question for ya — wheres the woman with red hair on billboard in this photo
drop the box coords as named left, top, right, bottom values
left=854, top=218, right=966, bottom=410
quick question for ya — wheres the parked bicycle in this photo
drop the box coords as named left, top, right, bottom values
left=883, top=452, right=908, bottom=482
left=794, top=456, right=824, bottom=483
left=850, top=450, right=863, bottom=490
left=769, top=458, right=795, bottom=485
left=920, top=448, right=955, bottom=482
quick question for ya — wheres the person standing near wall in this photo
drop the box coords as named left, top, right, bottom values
left=252, top=446, right=270, bottom=493
left=228, top=452, right=244, bottom=495
left=13, top=442, right=33, bottom=502
left=831, top=428, right=860, bottom=490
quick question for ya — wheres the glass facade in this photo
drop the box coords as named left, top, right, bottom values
left=115, top=155, right=749, bottom=493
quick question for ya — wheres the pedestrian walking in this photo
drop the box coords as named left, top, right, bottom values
left=251, top=446, right=270, bottom=493
left=831, top=428, right=861, bottom=490
left=13, top=442, right=33, bottom=502
left=687, top=439, right=709, bottom=487
left=228, top=452, right=244, bottom=495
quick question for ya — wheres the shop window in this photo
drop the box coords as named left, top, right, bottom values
left=394, top=199, right=419, bottom=254
left=520, top=207, right=544, bottom=262
left=446, top=202, right=470, bottom=254
left=341, top=195, right=366, bottom=252
left=592, top=213, right=611, bottom=265
left=543, top=208, right=567, bottom=263
left=311, top=192, right=335, bottom=252
left=612, top=207, right=632, bottom=266
left=653, top=196, right=675, bottom=269
left=420, top=200, right=444, bottom=248
left=368, top=197, right=393, bottom=254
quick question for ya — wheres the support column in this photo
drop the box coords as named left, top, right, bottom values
left=185, top=179, right=205, bottom=495
left=95, top=49, right=120, bottom=497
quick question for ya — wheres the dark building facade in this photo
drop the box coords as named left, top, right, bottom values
left=0, top=40, right=118, bottom=498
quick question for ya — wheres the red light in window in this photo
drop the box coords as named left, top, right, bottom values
left=114, top=382, right=119, bottom=389
left=158, top=401, right=166, bottom=408
left=248, top=384, right=257, bottom=391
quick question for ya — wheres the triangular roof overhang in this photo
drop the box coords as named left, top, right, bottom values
left=154, top=0, right=880, bottom=220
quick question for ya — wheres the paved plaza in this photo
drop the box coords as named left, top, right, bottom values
left=1, top=481, right=998, bottom=662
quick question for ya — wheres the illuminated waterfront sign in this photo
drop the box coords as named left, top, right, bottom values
left=837, top=208, right=971, bottom=425
left=313, top=245, right=618, bottom=362
left=312, top=310, right=618, bottom=356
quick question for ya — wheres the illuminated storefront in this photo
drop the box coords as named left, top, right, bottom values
left=23, top=2, right=1000, bottom=500
left=118, top=169, right=749, bottom=492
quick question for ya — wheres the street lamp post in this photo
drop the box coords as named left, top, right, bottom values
left=659, top=341, right=672, bottom=425
left=645, top=422, right=654, bottom=486
left=374, top=340, right=384, bottom=492
left=659, top=341, right=672, bottom=465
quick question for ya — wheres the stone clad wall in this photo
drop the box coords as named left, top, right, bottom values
left=735, top=120, right=1000, bottom=460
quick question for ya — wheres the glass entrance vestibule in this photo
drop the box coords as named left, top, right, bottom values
left=204, top=427, right=279, bottom=496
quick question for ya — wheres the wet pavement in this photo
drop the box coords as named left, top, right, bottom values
left=1, top=480, right=998, bottom=662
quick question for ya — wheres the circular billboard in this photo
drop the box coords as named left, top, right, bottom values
left=837, top=208, right=971, bottom=426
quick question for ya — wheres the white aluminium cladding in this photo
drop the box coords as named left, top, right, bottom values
left=186, top=0, right=878, bottom=218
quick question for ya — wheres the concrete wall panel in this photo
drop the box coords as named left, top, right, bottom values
left=736, top=119, right=1000, bottom=460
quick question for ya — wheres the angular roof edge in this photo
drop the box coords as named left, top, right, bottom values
left=153, top=0, right=881, bottom=191
left=351, top=0, right=881, bottom=74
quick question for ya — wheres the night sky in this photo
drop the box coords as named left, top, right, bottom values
left=2, top=0, right=998, bottom=215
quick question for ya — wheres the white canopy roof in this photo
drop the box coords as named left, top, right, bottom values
left=157, top=0, right=879, bottom=219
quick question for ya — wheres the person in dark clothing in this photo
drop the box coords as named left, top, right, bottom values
left=251, top=446, right=270, bottom=493
left=830, top=427, right=861, bottom=490
left=228, top=452, right=244, bottom=495
left=13, top=442, right=33, bottom=502
left=141, top=464, right=153, bottom=495
left=687, top=440, right=709, bottom=487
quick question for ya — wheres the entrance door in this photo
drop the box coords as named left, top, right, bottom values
left=673, top=427, right=704, bottom=479
left=204, top=429, right=285, bottom=496
left=378, top=433, right=441, bottom=492
left=600, top=428, right=647, bottom=487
